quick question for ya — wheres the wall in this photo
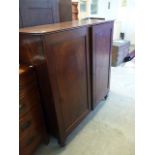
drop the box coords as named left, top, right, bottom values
left=93, top=0, right=135, bottom=44
left=75, top=0, right=91, bottom=19
left=76, top=0, right=135, bottom=44
left=119, top=0, right=135, bottom=44
left=99, top=0, right=135, bottom=44
left=94, top=0, right=120, bottom=19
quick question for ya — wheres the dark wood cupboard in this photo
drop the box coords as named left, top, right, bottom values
left=19, top=0, right=59, bottom=28
left=19, top=19, right=114, bottom=146
left=19, top=0, right=72, bottom=28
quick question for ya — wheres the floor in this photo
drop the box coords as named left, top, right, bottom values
left=35, top=60, right=135, bottom=155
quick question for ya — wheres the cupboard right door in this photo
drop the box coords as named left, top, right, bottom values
left=92, top=22, right=113, bottom=108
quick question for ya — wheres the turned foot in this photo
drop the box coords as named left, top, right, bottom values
left=44, top=136, right=50, bottom=145
left=104, top=94, right=108, bottom=100
left=58, top=138, right=66, bottom=147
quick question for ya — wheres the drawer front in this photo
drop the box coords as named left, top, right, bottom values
left=20, top=130, right=42, bottom=155
left=20, top=81, right=38, bottom=99
left=20, top=71, right=35, bottom=89
left=20, top=106, right=43, bottom=139
left=19, top=89, right=40, bottom=117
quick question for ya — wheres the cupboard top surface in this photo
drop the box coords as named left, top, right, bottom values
left=19, top=19, right=113, bottom=35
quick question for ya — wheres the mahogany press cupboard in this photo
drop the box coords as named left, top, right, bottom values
left=19, top=19, right=114, bottom=146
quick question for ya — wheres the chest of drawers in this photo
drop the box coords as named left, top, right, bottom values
left=19, top=65, right=49, bottom=155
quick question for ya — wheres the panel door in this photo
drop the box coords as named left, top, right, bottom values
left=19, top=0, right=59, bottom=27
left=92, top=22, right=113, bottom=108
left=59, top=0, right=72, bottom=22
left=44, top=27, right=91, bottom=137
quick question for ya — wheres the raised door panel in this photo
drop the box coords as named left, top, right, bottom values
left=92, top=23, right=113, bottom=108
left=44, top=27, right=90, bottom=136
left=19, top=0, right=59, bottom=27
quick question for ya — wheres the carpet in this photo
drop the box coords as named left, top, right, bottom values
left=35, top=60, right=135, bottom=155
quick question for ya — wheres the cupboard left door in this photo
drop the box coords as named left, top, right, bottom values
left=44, top=27, right=91, bottom=144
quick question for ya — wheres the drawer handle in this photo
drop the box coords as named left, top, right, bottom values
left=19, top=103, right=25, bottom=113
left=26, top=135, right=36, bottom=146
left=21, top=120, right=32, bottom=131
